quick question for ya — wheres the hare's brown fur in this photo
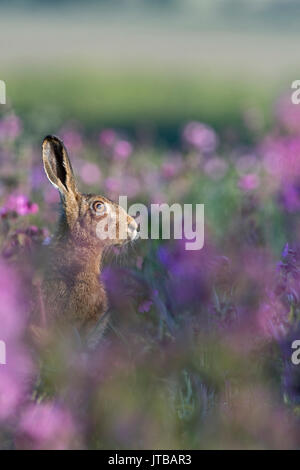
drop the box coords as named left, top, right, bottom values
left=39, top=135, right=137, bottom=337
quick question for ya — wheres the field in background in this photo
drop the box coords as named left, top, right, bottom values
left=5, top=70, right=278, bottom=144
left=1, top=7, right=299, bottom=141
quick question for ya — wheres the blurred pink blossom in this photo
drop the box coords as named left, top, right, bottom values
left=238, top=173, right=260, bottom=191
left=261, top=135, right=300, bottom=187
left=80, top=162, right=102, bottom=185
left=0, top=337, right=34, bottom=423
left=114, top=140, right=133, bottom=161
left=0, top=372, right=24, bottom=422
left=256, top=302, right=289, bottom=341
left=138, top=300, right=153, bottom=313
left=280, top=184, right=300, bottom=212
left=124, top=176, right=140, bottom=198
left=161, top=156, right=183, bottom=180
left=18, top=403, right=77, bottom=450
left=1, top=194, right=38, bottom=217
left=105, top=177, right=121, bottom=194
left=276, top=95, right=300, bottom=134
left=99, top=129, right=117, bottom=148
left=183, top=122, right=218, bottom=153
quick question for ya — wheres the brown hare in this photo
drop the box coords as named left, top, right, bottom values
left=36, top=135, right=138, bottom=342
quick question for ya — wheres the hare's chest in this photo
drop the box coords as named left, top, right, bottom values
left=69, top=276, right=108, bottom=323
left=42, top=274, right=107, bottom=328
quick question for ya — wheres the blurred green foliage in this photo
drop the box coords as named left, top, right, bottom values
left=5, top=69, right=276, bottom=145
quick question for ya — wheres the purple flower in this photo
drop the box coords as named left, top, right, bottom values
left=0, top=262, right=34, bottom=424
left=80, top=162, right=102, bottom=185
left=161, top=155, right=183, bottom=180
left=0, top=371, right=24, bottom=422
left=18, top=403, right=77, bottom=450
left=99, top=129, right=117, bottom=148
left=261, top=135, right=300, bottom=184
left=282, top=243, right=289, bottom=258
left=122, top=175, right=140, bottom=198
left=280, top=183, right=300, bottom=212
left=256, top=302, right=289, bottom=341
left=183, top=122, right=218, bottom=153
left=104, top=177, right=121, bottom=194
left=0, top=345, right=34, bottom=423
left=276, top=94, right=300, bottom=134
left=2, top=194, right=38, bottom=217
left=1, top=226, right=49, bottom=259
left=158, top=240, right=212, bottom=309
left=114, top=140, right=133, bottom=161
left=238, top=174, right=260, bottom=191
left=138, top=300, right=153, bottom=313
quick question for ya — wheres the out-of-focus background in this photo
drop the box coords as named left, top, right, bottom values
left=2, top=0, right=300, bottom=451
left=1, top=0, right=300, bottom=141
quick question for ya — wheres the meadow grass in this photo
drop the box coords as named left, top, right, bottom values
left=4, top=68, right=278, bottom=142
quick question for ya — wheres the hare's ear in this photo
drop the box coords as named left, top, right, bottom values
left=42, top=135, right=78, bottom=198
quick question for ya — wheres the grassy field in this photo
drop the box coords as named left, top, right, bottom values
left=4, top=69, right=280, bottom=144
left=1, top=9, right=298, bottom=141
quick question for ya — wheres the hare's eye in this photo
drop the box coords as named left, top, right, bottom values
left=92, top=201, right=106, bottom=215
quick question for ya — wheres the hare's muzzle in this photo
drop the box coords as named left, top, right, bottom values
left=127, top=218, right=138, bottom=241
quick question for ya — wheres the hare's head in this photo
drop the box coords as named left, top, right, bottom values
left=42, top=135, right=138, bottom=248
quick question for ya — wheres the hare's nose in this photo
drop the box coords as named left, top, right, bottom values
left=129, top=220, right=138, bottom=231
left=128, top=219, right=138, bottom=240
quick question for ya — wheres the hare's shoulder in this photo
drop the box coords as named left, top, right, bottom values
left=42, top=272, right=107, bottom=325
left=42, top=277, right=69, bottom=298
